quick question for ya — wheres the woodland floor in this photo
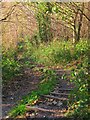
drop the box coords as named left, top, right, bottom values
left=2, top=64, right=74, bottom=119
left=2, top=67, right=41, bottom=117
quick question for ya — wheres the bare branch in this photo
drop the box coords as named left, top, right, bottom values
left=0, top=3, right=18, bottom=22
left=71, top=2, right=90, bottom=21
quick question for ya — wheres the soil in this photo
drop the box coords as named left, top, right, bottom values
left=2, top=67, right=41, bottom=118
left=2, top=65, right=74, bottom=119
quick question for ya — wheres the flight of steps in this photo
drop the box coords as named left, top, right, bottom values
left=25, top=69, right=74, bottom=119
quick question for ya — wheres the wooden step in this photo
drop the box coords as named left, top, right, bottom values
left=0, top=104, right=14, bottom=107
left=26, top=105, right=67, bottom=113
left=55, top=70, right=66, bottom=72
left=55, top=69, right=70, bottom=74
left=50, top=92, right=69, bottom=96
left=41, top=95, right=69, bottom=101
left=59, top=88, right=72, bottom=91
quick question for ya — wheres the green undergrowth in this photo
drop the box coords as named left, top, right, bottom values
left=66, top=55, right=90, bottom=119
left=9, top=68, right=58, bottom=117
left=3, top=37, right=90, bottom=119
left=2, top=37, right=89, bottom=82
left=2, top=40, right=31, bottom=84
left=2, top=48, right=21, bottom=84
left=23, top=38, right=89, bottom=67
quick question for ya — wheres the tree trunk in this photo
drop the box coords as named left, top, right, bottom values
left=77, top=3, right=84, bottom=42
left=73, top=3, right=84, bottom=44
left=37, top=3, right=52, bottom=43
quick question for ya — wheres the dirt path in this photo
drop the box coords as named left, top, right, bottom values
left=2, top=67, right=41, bottom=118
left=2, top=65, right=74, bottom=119
left=25, top=68, right=74, bottom=119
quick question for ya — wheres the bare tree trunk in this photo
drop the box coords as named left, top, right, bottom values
left=76, top=3, right=84, bottom=42
left=73, top=3, right=84, bottom=44
left=73, top=10, right=78, bottom=44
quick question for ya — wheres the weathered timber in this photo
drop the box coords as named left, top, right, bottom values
left=59, top=88, right=73, bottom=91
left=0, top=104, right=14, bottom=107
left=41, top=95, right=69, bottom=101
left=26, top=105, right=66, bottom=113
left=50, top=92, right=69, bottom=96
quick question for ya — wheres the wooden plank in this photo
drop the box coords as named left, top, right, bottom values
left=59, top=88, right=72, bottom=91
left=26, top=105, right=66, bottom=113
left=0, top=104, right=14, bottom=107
left=41, top=95, right=68, bottom=101
left=50, top=92, right=69, bottom=96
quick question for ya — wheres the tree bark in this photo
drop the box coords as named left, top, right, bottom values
left=76, top=3, right=84, bottom=42
left=73, top=3, right=84, bottom=44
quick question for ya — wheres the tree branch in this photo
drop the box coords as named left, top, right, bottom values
left=0, top=4, right=18, bottom=22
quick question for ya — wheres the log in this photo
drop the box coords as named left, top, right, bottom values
left=41, top=95, right=69, bottom=101
left=26, top=105, right=66, bottom=113
left=50, top=92, right=69, bottom=96
left=0, top=104, right=14, bottom=107
left=59, top=88, right=72, bottom=91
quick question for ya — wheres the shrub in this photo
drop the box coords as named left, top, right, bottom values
left=2, top=49, right=21, bottom=84
left=73, top=40, right=89, bottom=60
left=28, top=40, right=73, bottom=65
left=68, top=56, right=89, bottom=119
